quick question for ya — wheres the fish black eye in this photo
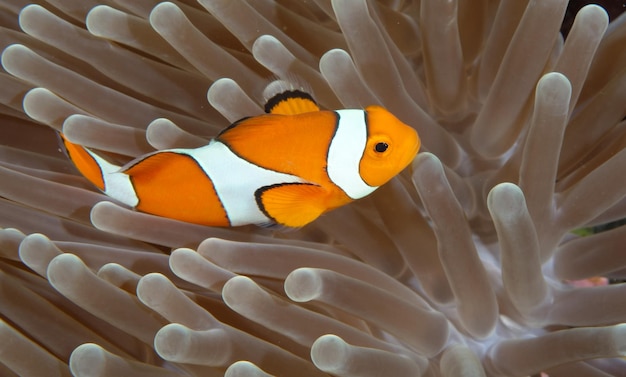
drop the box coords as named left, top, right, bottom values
left=374, top=142, right=389, bottom=153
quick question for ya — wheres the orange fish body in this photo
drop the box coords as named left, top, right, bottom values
left=61, top=91, right=420, bottom=227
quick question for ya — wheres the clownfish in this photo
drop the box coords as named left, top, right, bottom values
left=61, top=90, right=420, bottom=228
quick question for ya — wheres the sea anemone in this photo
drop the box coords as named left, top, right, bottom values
left=1, top=0, right=626, bottom=376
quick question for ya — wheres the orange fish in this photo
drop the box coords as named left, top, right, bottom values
left=61, top=90, right=420, bottom=227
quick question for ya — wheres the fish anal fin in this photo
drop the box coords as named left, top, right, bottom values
left=264, top=90, right=320, bottom=115
left=256, top=183, right=328, bottom=227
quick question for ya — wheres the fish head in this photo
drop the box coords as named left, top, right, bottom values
left=359, top=105, right=420, bottom=187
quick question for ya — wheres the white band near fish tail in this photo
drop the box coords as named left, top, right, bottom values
left=327, top=109, right=378, bottom=199
left=91, top=149, right=139, bottom=207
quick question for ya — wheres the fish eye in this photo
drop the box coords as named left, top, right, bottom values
left=374, top=142, right=389, bottom=153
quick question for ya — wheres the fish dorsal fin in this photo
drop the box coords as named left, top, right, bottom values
left=256, top=183, right=328, bottom=227
left=264, top=90, right=320, bottom=115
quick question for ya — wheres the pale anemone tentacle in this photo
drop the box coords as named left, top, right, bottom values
left=148, top=2, right=264, bottom=97
left=224, top=361, right=274, bottom=377
left=310, top=334, right=429, bottom=376
left=1, top=1, right=626, bottom=377
left=0, top=319, right=73, bottom=377
left=471, top=0, right=569, bottom=158
left=63, top=114, right=154, bottom=157
left=145, top=118, right=210, bottom=150
left=251, top=34, right=341, bottom=109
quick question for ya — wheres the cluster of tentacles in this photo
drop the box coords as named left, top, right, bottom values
left=1, top=1, right=626, bottom=376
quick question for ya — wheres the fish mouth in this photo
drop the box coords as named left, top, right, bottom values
left=395, top=135, right=420, bottom=178
left=410, top=138, right=420, bottom=157
left=403, top=130, right=421, bottom=166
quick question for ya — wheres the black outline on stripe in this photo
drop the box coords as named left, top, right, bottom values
left=215, top=116, right=251, bottom=138
left=216, top=136, right=307, bottom=179
left=58, top=133, right=106, bottom=192
left=209, top=140, right=317, bottom=226
left=127, top=174, right=140, bottom=208
left=360, top=110, right=369, bottom=174
left=264, top=90, right=317, bottom=114
left=254, top=182, right=320, bottom=226
left=323, top=111, right=340, bottom=176
left=324, top=110, right=370, bottom=198
left=126, top=151, right=231, bottom=226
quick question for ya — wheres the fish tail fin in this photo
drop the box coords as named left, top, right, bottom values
left=59, top=133, right=138, bottom=206
left=59, top=133, right=109, bottom=191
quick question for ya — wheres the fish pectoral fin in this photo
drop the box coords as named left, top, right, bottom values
left=256, top=183, right=328, bottom=227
